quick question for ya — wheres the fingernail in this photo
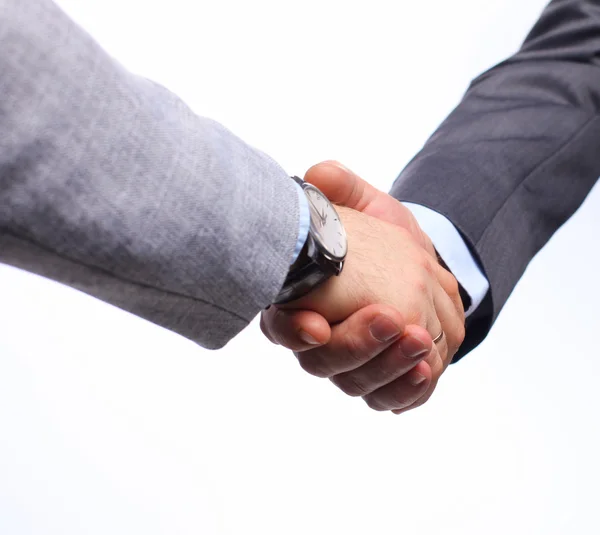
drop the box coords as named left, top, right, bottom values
left=299, top=330, right=321, bottom=346
left=369, top=315, right=401, bottom=342
left=399, top=335, right=429, bottom=359
left=410, top=373, right=427, bottom=386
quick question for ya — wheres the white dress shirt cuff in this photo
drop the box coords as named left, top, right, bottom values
left=402, top=202, right=490, bottom=317
left=292, top=182, right=311, bottom=264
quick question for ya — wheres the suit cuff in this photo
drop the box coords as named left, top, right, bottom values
left=402, top=202, right=490, bottom=317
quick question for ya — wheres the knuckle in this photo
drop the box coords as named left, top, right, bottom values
left=419, top=252, right=435, bottom=275
left=435, top=260, right=460, bottom=296
left=404, top=290, right=428, bottom=325
left=406, top=305, right=426, bottom=328
left=447, top=273, right=460, bottom=297
left=411, top=269, right=430, bottom=297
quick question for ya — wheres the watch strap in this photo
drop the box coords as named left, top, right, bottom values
left=273, top=238, right=330, bottom=304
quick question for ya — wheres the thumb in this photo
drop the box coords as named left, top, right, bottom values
left=304, top=160, right=422, bottom=238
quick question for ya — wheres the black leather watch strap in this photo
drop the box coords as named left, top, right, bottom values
left=273, top=254, right=329, bottom=304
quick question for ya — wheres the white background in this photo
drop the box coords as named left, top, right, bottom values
left=1, top=0, right=599, bottom=533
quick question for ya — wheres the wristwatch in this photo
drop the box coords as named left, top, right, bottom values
left=273, top=176, right=348, bottom=304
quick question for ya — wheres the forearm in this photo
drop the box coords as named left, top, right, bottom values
left=392, top=0, right=600, bottom=358
left=0, top=0, right=300, bottom=348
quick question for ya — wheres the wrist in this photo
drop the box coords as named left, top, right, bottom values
left=401, top=202, right=490, bottom=318
left=290, top=181, right=311, bottom=265
left=433, top=246, right=473, bottom=314
left=274, top=178, right=347, bottom=305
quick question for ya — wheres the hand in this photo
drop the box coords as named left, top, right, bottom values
left=262, top=303, right=438, bottom=412
left=282, top=204, right=458, bottom=328
left=262, top=162, right=465, bottom=413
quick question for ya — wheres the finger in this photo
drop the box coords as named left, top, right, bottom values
left=363, top=360, right=433, bottom=412
left=392, top=379, right=437, bottom=415
left=391, top=385, right=435, bottom=415
left=432, top=281, right=465, bottom=367
left=330, top=324, right=433, bottom=397
left=295, top=304, right=406, bottom=378
left=260, top=311, right=277, bottom=345
left=261, top=307, right=331, bottom=351
left=305, top=161, right=381, bottom=211
left=391, top=339, right=446, bottom=415
left=417, top=295, right=444, bottom=379
left=434, top=261, right=464, bottom=320
left=304, top=161, right=419, bottom=231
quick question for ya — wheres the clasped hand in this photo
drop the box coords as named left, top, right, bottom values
left=261, top=162, right=465, bottom=414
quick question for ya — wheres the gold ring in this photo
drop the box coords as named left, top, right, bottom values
left=433, top=331, right=444, bottom=344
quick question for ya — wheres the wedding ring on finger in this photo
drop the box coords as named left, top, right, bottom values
left=433, top=331, right=444, bottom=345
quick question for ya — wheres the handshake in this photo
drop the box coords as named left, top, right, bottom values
left=261, top=161, right=465, bottom=415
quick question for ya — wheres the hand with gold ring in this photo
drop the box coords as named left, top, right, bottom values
left=260, top=162, right=465, bottom=415
left=432, top=330, right=445, bottom=345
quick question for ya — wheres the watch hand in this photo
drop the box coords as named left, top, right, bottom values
left=306, top=196, right=326, bottom=223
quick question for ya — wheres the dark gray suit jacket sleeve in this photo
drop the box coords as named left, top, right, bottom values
left=0, top=0, right=301, bottom=349
left=392, top=0, right=600, bottom=360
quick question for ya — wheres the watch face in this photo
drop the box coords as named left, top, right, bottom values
left=304, top=185, right=348, bottom=260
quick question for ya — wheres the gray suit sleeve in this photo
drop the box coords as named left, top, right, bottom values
left=0, top=0, right=300, bottom=349
left=392, top=0, right=600, bottom=360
